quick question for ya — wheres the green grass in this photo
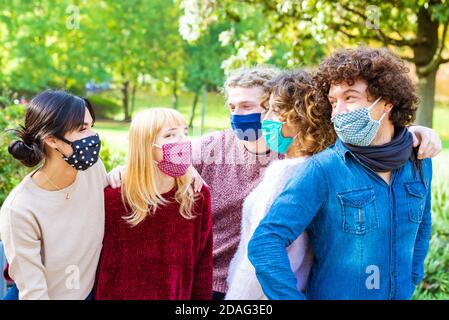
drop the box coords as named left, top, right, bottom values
left=95, top=90, right=228, bottom=154
left=98, top=88, right=229, bottom=129
left=95, top=120, right=130, bottom=154
left=433, top=100, right=449, bottom=148
left=96, top=90, right=449, bottom=153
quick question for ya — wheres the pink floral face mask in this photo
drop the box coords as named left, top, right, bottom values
left=153, top=141, right=192, bottom=177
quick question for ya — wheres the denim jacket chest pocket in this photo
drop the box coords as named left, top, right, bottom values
left=337, top=187, right=379, bottom=235
left=404, top=181, right=427, bottom=223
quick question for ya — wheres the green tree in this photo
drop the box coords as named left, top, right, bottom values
left=184, top=23, right=230, bottom=127
left=181, top=0, right=449, bottom=127
left=319, top=0, right=449, bottom=127
left=90, top=0, right=187, bottom=119
left=0, top=0, right=108, bottom=95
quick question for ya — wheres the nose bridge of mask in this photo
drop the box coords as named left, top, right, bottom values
left=156, top=141, right=191, bottom=165
left=263, top=118, right=287, bottom=128
left=231, top=112, right=262, bottom=141
left=232, top=112, right=261, bottom=120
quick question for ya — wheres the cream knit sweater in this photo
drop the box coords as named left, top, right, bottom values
left=0, top=160, right=108, bottom=300
left=225, top=157, right=313, bottom=300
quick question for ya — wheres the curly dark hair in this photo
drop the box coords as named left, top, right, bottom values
left=265, top=70, right=337, bottom=156
left=314, top=47, right=419, bottom=127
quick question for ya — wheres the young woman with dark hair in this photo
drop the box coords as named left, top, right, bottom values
left=0, top=90, right=110, bottom=300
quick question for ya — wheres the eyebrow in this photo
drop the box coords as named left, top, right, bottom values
left=229, top=101, right=257, bottom=105
left=165, top=126, right=188, bottom=132
left=343, top=89, right=363, bottom=95
left=328, top=89, right=363, bottom=99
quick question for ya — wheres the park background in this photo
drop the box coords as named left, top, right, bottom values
left=0, top=0, right=448, bottom=299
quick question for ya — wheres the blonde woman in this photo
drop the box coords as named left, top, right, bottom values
left=94, top=108, right=213, bottom=300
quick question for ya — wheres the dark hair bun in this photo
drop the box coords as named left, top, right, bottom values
left=8, top=139, right=44, bottom=167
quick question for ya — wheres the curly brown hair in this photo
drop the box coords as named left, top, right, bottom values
left=266, top=70, right=337, bottom=156
left=315, top=47, right=419, bottom=126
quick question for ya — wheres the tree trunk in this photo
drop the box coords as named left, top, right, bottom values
left=130, top=83, right=137, bottom=118
left=416, top=69, right=437, bottom=127
left=413, top=6, right=439, bottom=127
left=172, top=71, right=179, bottom=110
left=201, top=84, right=206, bottom=133
left=188, top=87, right=201, bottom=128
left=122, top=80, right=130, bottom=121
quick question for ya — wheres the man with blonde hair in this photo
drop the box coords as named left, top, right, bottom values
left=192, top=65, right=284, bottom=300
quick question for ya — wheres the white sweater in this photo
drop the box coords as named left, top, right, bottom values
left=225, top=157, right=313, bottom=300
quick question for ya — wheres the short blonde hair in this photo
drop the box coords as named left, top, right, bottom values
left=223, top=65, right=281, bottom=108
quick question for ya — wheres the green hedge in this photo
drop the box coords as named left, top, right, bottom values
left=87, top=95, right=122, bottom=120
left=0, top=104, right=32, bottom=205
left=413, top=176, right=449, bottom=299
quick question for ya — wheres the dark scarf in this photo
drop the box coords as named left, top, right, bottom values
left=343, top=126, right=420, bottom=173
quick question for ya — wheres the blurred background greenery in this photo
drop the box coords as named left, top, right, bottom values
left=0, top=0, right=448, bottom=299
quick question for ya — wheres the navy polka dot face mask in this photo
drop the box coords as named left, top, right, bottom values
left=57, top=134, right=101, bottom=171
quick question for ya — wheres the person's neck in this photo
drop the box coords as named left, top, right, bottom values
left=33, top=157, right=77, bottom=190
left=242, top=137, right=269, bottom=155
left=156, top=171, right=176, bottom=194
left=285, top=147, right=309, bottom=159
left=370, top=123, right=395, bottom=146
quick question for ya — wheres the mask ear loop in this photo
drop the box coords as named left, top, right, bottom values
left=55, top=136, right=74, bottom=159
left=153, top=143, right=163, bottom=165
left=274, top=120, right=297, bottom=142
left=367, top=97, right=389, bottom=123
left=367, top=97, right=382, bottom=112
left=377, top=111, right=389, bottom=123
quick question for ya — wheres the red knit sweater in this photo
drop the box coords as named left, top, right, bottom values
left=95, top=185, right=213, bottom=300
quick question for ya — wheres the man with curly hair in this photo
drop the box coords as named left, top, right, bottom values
left=106, top=61, right=440, bottom=301
left=248, top=47, right=435, bottom=300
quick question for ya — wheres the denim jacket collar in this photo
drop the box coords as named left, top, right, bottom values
left=334, top=138, right=352, bottom=163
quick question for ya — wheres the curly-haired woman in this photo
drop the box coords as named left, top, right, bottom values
left=225, top=70, right=336, bottom=299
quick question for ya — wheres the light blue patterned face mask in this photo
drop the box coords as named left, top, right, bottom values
left=331, top=97, right=386, bottom=146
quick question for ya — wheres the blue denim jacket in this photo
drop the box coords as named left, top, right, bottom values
left=248, top=138, right=432, bottom=300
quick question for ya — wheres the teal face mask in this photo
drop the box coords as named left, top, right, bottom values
left=261, top=119, right=294, bottom=154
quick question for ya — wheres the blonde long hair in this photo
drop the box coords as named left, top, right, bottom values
left=122, top=108, right=197, bottom=226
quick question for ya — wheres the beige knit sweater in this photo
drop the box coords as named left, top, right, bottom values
left=0, top=160, right=108, bottom=300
